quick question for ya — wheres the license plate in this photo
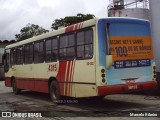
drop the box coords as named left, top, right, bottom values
left=128, top=85, right=138, bottom=90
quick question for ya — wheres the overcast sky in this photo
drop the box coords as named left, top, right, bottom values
left=0, top=0, right=109, bottom=40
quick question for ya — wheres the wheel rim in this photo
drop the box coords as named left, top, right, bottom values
left=52, top=87, right=57, bottom=100
left=12, top=80, right=16, bottom=92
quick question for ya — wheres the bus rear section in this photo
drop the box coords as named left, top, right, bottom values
left=97, top=18, right=157, bottom=96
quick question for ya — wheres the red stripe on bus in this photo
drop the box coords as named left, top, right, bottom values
left=77, top=23, right=80, bottom=30
left=65, top=61, right=71, bottom=96
left=70, top=60, right=76, bottom=96
left=68, top=61, right=73, bottom=96
left=65, top=22, right=83, bottom=33
left=75, top=23, right=79, bottom=30
left=80, top=22, right=83, bottom=29
left=56, top=61, right=67, bottom=96
left=65, top=25, right=74, bottom=33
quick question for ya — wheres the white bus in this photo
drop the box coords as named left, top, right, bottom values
left=3, top=17, right=157, bottom=103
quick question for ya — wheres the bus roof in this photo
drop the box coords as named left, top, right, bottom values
left=6, top=18, right=97, bottom=49
left=5, top=17, right=149, bottom=49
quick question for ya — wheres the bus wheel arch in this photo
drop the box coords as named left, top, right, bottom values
left=11, top=77, right=21, bottom=94
left=48, top=77, right=61, bottom=103
left=11, top=76, right=15, bottom=87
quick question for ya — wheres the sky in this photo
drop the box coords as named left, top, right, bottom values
left=0, top=0, right=109, bottom=40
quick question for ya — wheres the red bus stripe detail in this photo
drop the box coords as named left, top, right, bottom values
left=68, top=61, right=73, bottom=96
left=77, top=23, right=80, bottom=30
left=73, top=24, right=76, bottom=31
left=70, top=60, right=76, bottom=96
left=78, top=23, right=81, bottom=29
left=80, top=22, right=83, bottom=29
left=56, top=61, right=67, bottom=96
left=65, top=22, right=83, bottom=32
left=67, top=61, right=71, bottom=96
left=64, top=61, right=69, bottom=96
left=65, top=25, right=74, bottom=33
left=65, top=61, right=71, bottom=96
left=75, top=24, right=79, bottom=30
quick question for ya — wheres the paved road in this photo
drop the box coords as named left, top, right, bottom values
left=0, top=81, right=160, bottom=120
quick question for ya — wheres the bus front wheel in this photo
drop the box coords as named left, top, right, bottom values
left=49, top=81, right=61, bottom=103
left=12, top=79, right=21, bottom=94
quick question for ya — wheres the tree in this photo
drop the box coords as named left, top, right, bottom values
left=15, top=23, right=49, bottom=41
left=51, top=13, right=95, bottom=30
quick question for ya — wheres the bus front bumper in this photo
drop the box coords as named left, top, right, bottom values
left=98, top=81, right=158, bottom=96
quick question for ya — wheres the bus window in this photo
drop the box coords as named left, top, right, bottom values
left=10, top=48, right=16, bottom=66
left=24, top=44, right=33, bottom=64
left=52, top=38, right=58, bottom=61
left=85, top=30, right=93, bottom=58
left=34, top=41, right=44, bottom=63
left=46, top=38, right=58, bottom=62
left=2, top=53, right=9, bottom=72
left=59, top=34, right=75, bottom=60
left=16, top=46, right=23, bottom=65
left=76, top=29, right=93, bottom=59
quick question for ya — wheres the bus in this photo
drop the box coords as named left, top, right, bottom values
left=2, top=17, right=157, bottom=102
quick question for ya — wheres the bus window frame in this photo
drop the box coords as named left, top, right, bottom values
left=59, top=32, right=76, bottom=61
left=24, top=43, right=34, bottom=64
left=45, top=36, right=58, bottom=63
left=16, top=46, right=24, bottom=65
left=75, top=27, right=94, bottom=60
left=2, top=52, right=9, bottom=72
left=10, top=48, right=16, bottom=66
left=34, top=40, right=45, bottom=64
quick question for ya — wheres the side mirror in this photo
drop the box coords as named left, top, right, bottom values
left=106, top=55, right=113, bottom=69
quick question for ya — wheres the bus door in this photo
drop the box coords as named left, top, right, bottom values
left=2, top=53, right=9, bottom=73
left=105, top=21, right=154, bottom=86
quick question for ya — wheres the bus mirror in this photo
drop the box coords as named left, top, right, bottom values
left=106, top=55, right=113, bottom=69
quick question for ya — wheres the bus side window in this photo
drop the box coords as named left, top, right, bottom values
left=24, top=44, right=33, bottom=64
left=10, top=49, right=13, bottom=66
left=34, top=41, right=44, bottom=63
left=46, top=38, right=58, bottom=62
left=2, top=53, right=9, bottom=72
left=16, top=46, right=23, bottom=65
left=85, top=29, right=93, bottom=58
left=76, top=29, right=93, bottom=59
left=59, top=34, right=75, bottom=60
left=77, top=31, right=85, bottom=59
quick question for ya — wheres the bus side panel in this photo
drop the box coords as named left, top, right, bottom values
left=16, top=79, right=24, bottom=89
left=15, top=65, right=35, bottom=90
left=56, top=61, right=68, bottom=96
left=73, top=59, right=96, bottom=97
left=33, top=64, right=52, bottom=93
left=34, top=80, right=48, bottom=93
left=5, top=77, right=12, bottom=87
left=56, top=61, right=75, bottom=97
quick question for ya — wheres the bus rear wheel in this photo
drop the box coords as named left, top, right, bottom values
left=12, top=79, right=21, bottom=94
left=49, top=81, right=61, bottom=104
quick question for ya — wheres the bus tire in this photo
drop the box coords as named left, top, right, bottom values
left=12, top=79, right=21, bottom=94
left=49, top=81, right=61, bottom=104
